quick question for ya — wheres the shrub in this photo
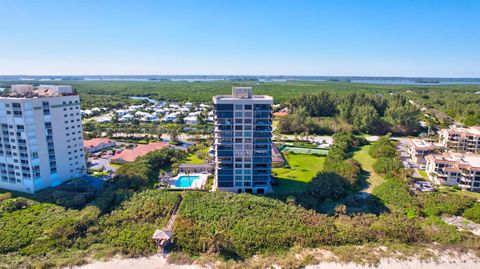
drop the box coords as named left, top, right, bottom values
left=308, top=172, right=351, bottom=201
left=102, top=189, right=180, bottom=227
left=418, top=193, right=475, bottom=217
left=0, top=197, right=33, bottom=214
left=174, top=192, right=336, bottom=258
left=373, top=178, right=419, bottom=216
left=333, top=214, right=377, bottom=244
left=463, top=203, right=480, bottom=223
left=421, top=216, right=460, bottom=244
left=324, top=160, right=361, bottom=186
left=368, top=135, right=397, bottom=158
left=370, top=210, right=425, bottom=243
left=372, top=157, right=403, bottom=175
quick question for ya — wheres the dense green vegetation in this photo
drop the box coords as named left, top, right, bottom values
left=0, top=148, right=185, bottom=268
left=174, top=191, right=428, bottom=259
left=373, top=177, right=420, bottom=217
left=173, top=189, right=479, bottom=260
left=1, top=133, right=479, bottom=268
left=403, top=89, right=480, bottom=126
left=80, top=93, right=144, bottom=110
left=2, top=80, right=479, bottom=126
left=367, top=135, right=405, bottom=178
left=418, top=192, right=476, bottom=217
left=279, top=92, right=421, bottom=135
left=323, top=132, right=366, bottom=185
left=463, top=203, right=480, bottom=224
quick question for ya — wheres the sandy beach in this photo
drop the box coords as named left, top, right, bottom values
left=72, top=254, right=479, bottom=269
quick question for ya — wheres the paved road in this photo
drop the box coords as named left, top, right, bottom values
left=88, top=157, right=117, bottom=173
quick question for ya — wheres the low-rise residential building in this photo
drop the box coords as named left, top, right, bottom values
left=273, top=107, right=289, bottom=118
left=407, top=139, right=443, bottom=167
left=184, top=115, right=198, bottom=125
left=425, top=152, right=480, bottom=192
left=84, top=138, right=116, bottom=153
left=178, top=163, right=213, bottom=173
left=163, top=113, right=177, bottom=122
left=440, top=126, right=480, bottom=154
left=115, top=109, right=129, bottom=116
left=111, top=142, right=170, bottom=164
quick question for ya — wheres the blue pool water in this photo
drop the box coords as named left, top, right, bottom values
left=174, top=175, right=200, bottom=187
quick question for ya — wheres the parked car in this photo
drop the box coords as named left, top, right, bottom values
left=414, top=181, right=436, bottom=192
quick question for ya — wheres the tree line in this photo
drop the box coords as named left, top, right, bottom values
left=278, top=92, right=422, bottom=135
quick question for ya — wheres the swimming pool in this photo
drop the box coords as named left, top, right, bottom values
left=174, top=175, right=201, bottom=187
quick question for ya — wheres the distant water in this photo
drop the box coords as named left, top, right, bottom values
left=2, top=76, right=480, bottom=85
left=349, top=79, right=480, bottom=85
left=129, top=96, right=158, bottom=104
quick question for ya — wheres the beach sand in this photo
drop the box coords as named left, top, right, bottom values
left=72, top=254, right=479, bottom=269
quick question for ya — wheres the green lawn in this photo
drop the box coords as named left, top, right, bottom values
left=352, top=144, right=385, bottom=193
left=109, top=163, right=122, bottom=169
left=273, top=153, right=325, bottom=192
left=184, top=153, right=206, bottom=164
left=417, top=169, right=428, bottom=178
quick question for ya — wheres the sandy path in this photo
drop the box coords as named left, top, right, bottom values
left=71, top=255, right=200, bottom=269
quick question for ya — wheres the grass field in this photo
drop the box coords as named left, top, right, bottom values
left=352, top=144, right=385, bottom=193
left=109, top=163, right=122, bottom=169
left=273, top=153, right=325, bottom=192
left=184, top=153, right=205, bottom=164
left=418, top=169, right=428, bottom=178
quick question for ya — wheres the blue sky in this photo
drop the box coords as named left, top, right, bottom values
left=0, top=0, right=479, bottom=77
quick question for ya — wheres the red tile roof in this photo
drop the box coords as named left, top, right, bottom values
left=111, top=142, right=170, bottom=163
left=84, top=138, right=114, bottom=148
left=273, top=111, right=289, bottom=118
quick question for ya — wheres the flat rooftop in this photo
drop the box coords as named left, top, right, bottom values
left=409, top=139, right=442, bottom=150
left=444, top=126, right=480, bottom=136
left=0, top=84, right=77, bottom=99
left=213, top=86, right=273, bottom=102
left=427, top=151, right=480, bottom=170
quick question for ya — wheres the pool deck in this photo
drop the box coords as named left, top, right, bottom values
left=167, top=173, right=209, bottom=189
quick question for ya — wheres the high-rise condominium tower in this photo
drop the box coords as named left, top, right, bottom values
left=213, top=87, right=273, bottom=194
left=0, top=85, right=86, bottom=193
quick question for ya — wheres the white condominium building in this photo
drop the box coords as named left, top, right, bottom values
left=440, top=126, right=480, bottom=154
left=0, top=85, right=86, bottom=193
left=407, top=139, right=443, bottom=167
left=425, top=152, right=480, bottom=192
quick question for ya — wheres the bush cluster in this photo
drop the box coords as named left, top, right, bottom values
left=369, top=135, right=404, bottom=177
left=0, top=148, right=185, bottom=268
left=463, top=203, right=480, bottom=223
left=323, top=132, right=365, bottom=185
left=418, top=192, right=475, bottom=217
left=173, top=192, right=430, bottom=259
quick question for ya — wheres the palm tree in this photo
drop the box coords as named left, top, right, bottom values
left=186, top=168, right=191, bottom=189
left=206, top=227, right=228, bottom=254
left=166, top=125, right=180, bottom=143
left=156, top=125, right=164, bottom=141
